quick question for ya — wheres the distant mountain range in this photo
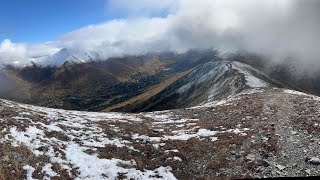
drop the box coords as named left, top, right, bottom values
left=1, top=49, right=319, bottom=113
left=0, top=50, right=218, bottom=111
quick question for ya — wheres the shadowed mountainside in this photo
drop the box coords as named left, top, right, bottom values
left=114, top=61, right=291, bottom=112
left=0, top=50, right=218, bottom=111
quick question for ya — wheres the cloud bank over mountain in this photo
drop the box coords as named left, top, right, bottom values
left=1, top=0, right=320, bottom=66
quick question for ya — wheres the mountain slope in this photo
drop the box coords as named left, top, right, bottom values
left=1, top=51, right=218, bottom=111
left=0, top=88, right=320, bottom=179
left=0, top=54, right=319, bottom=179
left=127, top=61, right=288, bottom=112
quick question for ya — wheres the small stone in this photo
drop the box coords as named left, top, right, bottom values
left=305, top=169, right=311, bottom=175
left=246, top=154, right=256, bottom=162
left=2, top=155, right=10, bottom=162
left=261, top=136, right=269, bottom=142
left=230, top=150, right=237, bottom=155
left=276, top=164, right=286, bottom=171
left=261, top=159, right=270, bottom=167
left=266, top=133, right=272, bottom=138
left=308, top=157, right=320, bottom=165
left=305, top=157, right=311, bottom=162
left=153, top=129, right=160, bottom=133
left=291, top=131, right=298, bottom=135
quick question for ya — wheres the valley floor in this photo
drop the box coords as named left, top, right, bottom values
left=0, top=88, right=320, bottom=179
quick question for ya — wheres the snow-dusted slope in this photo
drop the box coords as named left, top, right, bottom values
left=176, top=61, right=269, bottom=100
left=30, top=48, right=101, bottom=67
left=0, top=99, right=178, bottom=179
left=0, top=98, right=252, bottom=179
left=1, top=87, right=320, bottom=179
left=134, top=61, right=280, bottom=111
left=231, top=61, right=269, bottom=88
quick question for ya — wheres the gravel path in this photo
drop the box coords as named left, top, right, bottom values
left=258, top=90, right=320, bottom=177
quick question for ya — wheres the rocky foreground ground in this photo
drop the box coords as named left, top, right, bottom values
left=0, top=88, right=319, bottom=179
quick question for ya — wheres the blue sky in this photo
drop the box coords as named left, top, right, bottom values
left=0, top=0, right=116, bottom=43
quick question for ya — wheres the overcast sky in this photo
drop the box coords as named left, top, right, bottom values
left=0, top=0, right=319, bottom=65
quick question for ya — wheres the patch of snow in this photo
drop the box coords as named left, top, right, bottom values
left=144, top=113, right=173, bottom=122
left=165, top=128, right=218, bottom=141
left=10, top=126, right=46, bottom=156
left=19, top=112, right=31, bottom=116
left=226, top=128, right=250, bottom=135
left=194, top=97, right=235, bottom=109
left=167, top=157, right=183, bottom=162
left=42, top=163, right=58, bottom=177
left=232, top=61, right=268, bottom=88
left=152, top=118, right=198, bottom=125
left=196, top=129, right=218, bottom=136
left=134, top=127, right=242, bottom=142
left=195, top=88, right=265, bottom=109
left=238, top=88, right=265, bottom=95
left=210, top=137, right=219, bottom=142
left=283, top=89, right=309, bottom=96
left=165, top=149, right=179, bottom=154
left=153, top=143, right=166, bottom=149
left=284, top=89, right=320, bottom=101
left=23, top=165, right=36, bottom=180
left=155, top=167, right=178, bottom=180
left=132, top=134, right=162, bottom=143
left=164, top=133, right=196, bottom=141
left=65, top=142, right=177, bottom=180
left=41, top=123, right=63, bottom=132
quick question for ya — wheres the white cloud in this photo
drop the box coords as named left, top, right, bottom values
left=58, top=17, right=172, bottom=57
left=27, top=42, right=61, bottom=58
left=1, top=0, right=320, bottom=66
left=0, top=39, right=27, bottom=65
left=0, top=39, right=61, bottom=65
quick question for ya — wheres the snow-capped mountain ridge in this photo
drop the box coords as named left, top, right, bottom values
left=28, top=48, right=101, bottom=67
left=231, top=61, right=269, bottom=88
left=175, top=60, right=271, bottom=104
left=177, top=61, right=269, bottom=95
left=132, top=60, right=282, bottom=112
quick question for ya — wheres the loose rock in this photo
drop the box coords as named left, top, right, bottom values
left=246, top=154, right=256, bottom=162
left=308, top=157, right=320, bottom=165
left=276, top=164, right=286, bottom=171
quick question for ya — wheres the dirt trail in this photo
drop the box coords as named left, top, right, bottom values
left=261, top=90, right=320, bottom=177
